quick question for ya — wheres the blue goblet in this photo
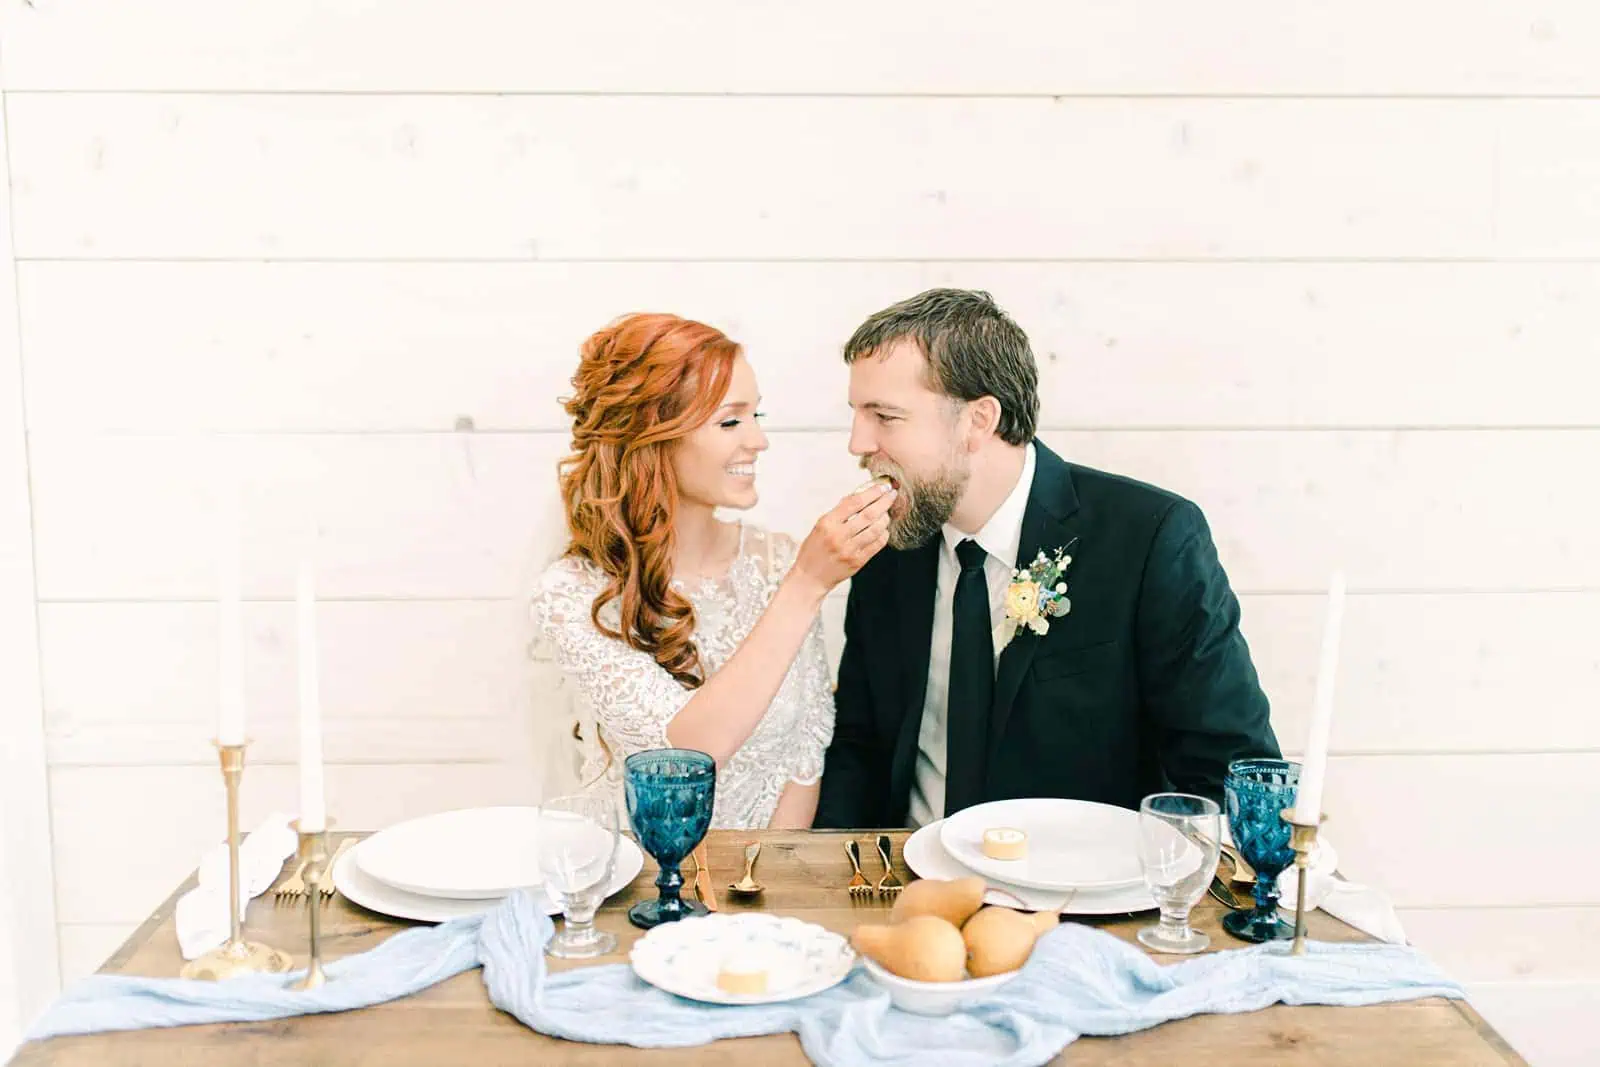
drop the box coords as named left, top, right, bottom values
left=1222, top=758, right=1301, bottom=943
left=623, top=748, right=716, bottom=930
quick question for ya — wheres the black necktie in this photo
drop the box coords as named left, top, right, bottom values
left=944, top=538, right=993, bottom=816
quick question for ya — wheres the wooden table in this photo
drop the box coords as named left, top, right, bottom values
left=10, top=829, right=1524, bottom=1066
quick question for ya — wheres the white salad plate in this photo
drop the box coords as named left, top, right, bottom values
left=905, top=818, right=1156, bottom=915
left=939, top=798, right=1145, bottom=892
left=334, top=833, right=644, bottom=924
left=354, top=806, right=553, bottom=900
left=629, top=913, right=856, bottom=1006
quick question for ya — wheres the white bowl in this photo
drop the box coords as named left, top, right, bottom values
left=860, top=956, right=1021, bottom=1016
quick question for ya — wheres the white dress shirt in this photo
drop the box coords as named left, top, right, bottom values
left=908, top=443, right=1037, bottom=828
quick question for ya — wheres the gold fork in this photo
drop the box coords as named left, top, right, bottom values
left=874, top=834, right=903, bottom=898
left=317, top=839, right=356, bottom=903
left=272, top=859, right=308, bottom=906
left=844, top=840, right=873, bottom=898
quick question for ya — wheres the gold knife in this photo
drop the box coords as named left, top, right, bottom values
left=1209, top=874, right=1246, bottom=910
left=691, top=842, right=717, bottom=912
left=1222, top=843, right=1258, bottom=886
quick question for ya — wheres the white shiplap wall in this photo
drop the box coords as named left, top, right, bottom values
left=3, top=3, right=1598, bottom=1062
left=0, top=63, right=62, bottom=1059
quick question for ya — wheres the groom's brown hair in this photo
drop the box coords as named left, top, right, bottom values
left=842, top=288, right=1039, bottom=445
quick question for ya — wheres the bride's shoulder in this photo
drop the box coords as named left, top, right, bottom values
left=534, top=554, right=604, bottom=598
left=530, top=555, right=609, bottom=630
left=739, top=523, right=801, bottom=576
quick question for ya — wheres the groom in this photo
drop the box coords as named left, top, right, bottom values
left=814, top=289, right=1279, bottom=829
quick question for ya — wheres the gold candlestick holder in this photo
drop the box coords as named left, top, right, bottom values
left=290, top=819, right=334, bottom=991
left=180, top=740, right=293, bottom=980
left=1279, top=808, right=1326, bottom=957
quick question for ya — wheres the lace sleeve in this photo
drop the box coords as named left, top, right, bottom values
left=788, top=618, right=836, bottom=785
left=529, top=559, right=691, bottom=757
left=768, top=532, right=836, bottom=786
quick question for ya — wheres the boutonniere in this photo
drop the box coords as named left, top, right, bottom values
left=999, top=541, right=1077, bottom=648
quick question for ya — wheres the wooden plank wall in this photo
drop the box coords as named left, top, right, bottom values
left=1, top=3, right=1595, bottom=1061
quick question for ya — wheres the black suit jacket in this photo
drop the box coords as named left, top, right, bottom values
left=814, top=441, right=1279, bottom=828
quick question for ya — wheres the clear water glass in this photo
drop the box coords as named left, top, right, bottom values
left=1137, top=792, right=1222, bottom=955
left=536, top=793, right=620, bottom=959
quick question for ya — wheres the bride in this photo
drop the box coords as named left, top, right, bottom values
left=529, top=312, right=895, bottom=829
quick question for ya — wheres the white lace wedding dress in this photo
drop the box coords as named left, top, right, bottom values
left=529, top=523, right=835, bottom=829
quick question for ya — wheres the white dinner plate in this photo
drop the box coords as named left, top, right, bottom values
left=354, top=806, right=555, bottom=900
left=905, top=819, right=1156, bottom=915
left=629, top=913, right=856, bottom=1006
left=940, top=798, right=1144, bottom=892
left=333, top=833, right=645, bottom=923
left=906, top=817, right=1341, bottom=916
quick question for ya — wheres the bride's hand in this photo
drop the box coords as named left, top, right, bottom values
left=790, top=481, right=897, bottom=596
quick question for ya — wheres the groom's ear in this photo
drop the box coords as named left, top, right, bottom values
left=963, top=395, right=1004, bottom=448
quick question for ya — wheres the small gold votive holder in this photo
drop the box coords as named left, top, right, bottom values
left=290, top=818, right=335, bottom=991
left=1279, top=808, right=1327, bottom=957
left=179, top=740, right=293, bottom=980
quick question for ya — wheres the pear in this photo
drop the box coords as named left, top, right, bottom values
left=888, top=875, right=987, bottom=929
left=960, top=906, right=1059, bottom=978
left=852, top=914, right=968, bottom=983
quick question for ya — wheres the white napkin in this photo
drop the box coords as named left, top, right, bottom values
left=979, top=871, right=1406, bottom=948
left=174, top=812, right=298, bottom=960
left=982, top=834, right=1407, bottom=947
left=1216, top=826, right=1407, bottom=946
left=1280, top=869, right=1408, bottom=945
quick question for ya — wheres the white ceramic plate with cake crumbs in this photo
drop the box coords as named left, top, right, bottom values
left=629, top=913, right=856, bottom=1006
left=904, top=819, right=1157, bottom=915
left=939, top=798, right=1144, bottom=892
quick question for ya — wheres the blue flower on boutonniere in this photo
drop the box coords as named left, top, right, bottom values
left=999, top=541, right=1077, bottom=649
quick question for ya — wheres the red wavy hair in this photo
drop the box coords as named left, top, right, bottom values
left=557, top=312, right=741, bottom=689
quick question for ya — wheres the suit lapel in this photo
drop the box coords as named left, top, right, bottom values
left=988, top=443, right=1080, bottom=763
left=889, top=539, right=941, bottom=810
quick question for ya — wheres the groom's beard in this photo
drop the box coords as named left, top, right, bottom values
left=885, top=462, right=969, bottom=551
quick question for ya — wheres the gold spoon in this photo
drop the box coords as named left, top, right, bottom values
left=726, top=841, right=764, bottom=895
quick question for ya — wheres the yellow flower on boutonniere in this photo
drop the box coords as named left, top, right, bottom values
left=998, top=542, right=1077, bottom=649
left=1004, top=579, right=1040, bottom=621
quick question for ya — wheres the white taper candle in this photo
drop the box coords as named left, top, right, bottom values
left=1293, top=570, right=1344, bottom=824
left=216, top=482, right=245, bottom=746
left=297, top=563, right=326, bottom=832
